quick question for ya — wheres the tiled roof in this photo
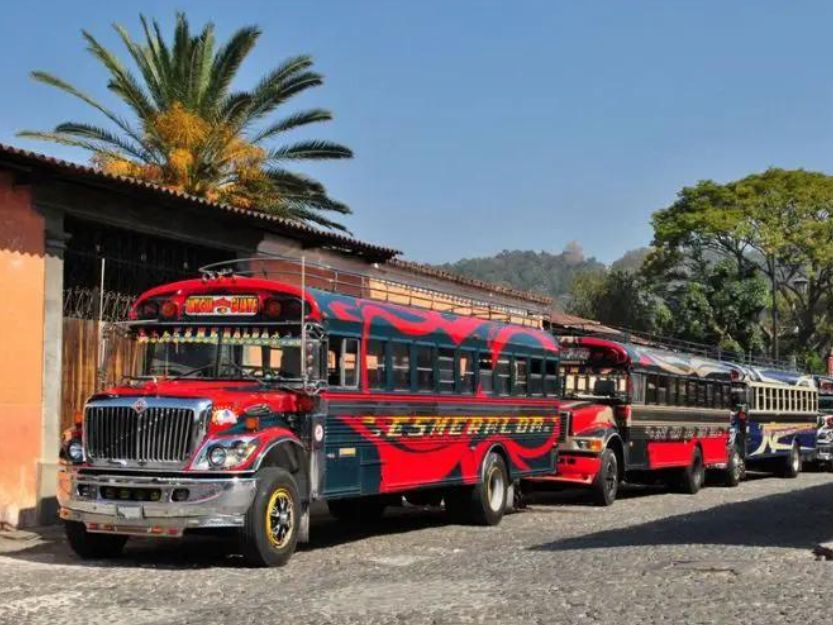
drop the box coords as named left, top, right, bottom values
left=0, top=143, right=400, bottom=261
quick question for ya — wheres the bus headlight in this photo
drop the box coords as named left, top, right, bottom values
left=67, top=439, right=84, bottom=463
left=193, top=437, right=260, bottom=470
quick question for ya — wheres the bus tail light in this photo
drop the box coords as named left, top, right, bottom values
left=160, top=300, right=178, bottom=319
left=262, top=297, right=282, bottom=318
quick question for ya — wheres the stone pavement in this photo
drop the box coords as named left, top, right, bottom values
left=2, top=471, right=833, bottom=625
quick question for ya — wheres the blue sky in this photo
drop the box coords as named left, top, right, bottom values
left=1, top=1, right=832, bottom=264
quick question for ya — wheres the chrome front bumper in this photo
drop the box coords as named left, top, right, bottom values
left=57, top=468, right=257, bottom=536
left=817, top=444, right=833, bottom=462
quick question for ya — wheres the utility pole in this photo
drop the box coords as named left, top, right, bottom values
left=770, top=256, right=779, bottom=363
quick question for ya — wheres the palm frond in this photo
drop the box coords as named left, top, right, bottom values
left=29, top=71, right=147, bottom=147
left=268, top=140, right=353, bottom=161
left=251, top=109, right=332, bottom=143
left=202, top=25, right=260, bottom=111
left=113, top=21, right=165, bottom=109
left=82, top=30, right=155, bottom=120
left=17, top=130, right=130, bottom=161
left=53, top=122, right=155, bottom=162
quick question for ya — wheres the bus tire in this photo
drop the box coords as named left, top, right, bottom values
left=723, top=445, right=744, bottom=487
left=240, top=467, right=299, bottom=567
left=781, top=443, right=801, bottom=479
left=445, top=452, right=508, bottom=526
left=677, top=446, right=705, bottom=495
left=64, top=521, right=127, bottom=560
left=590, top=447, right=619, bottom=506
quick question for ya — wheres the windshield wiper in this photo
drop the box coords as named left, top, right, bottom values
left=145, top=364, right=216, bottom=380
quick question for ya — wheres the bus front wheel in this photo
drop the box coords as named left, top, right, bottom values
left=590, top=447, right=619, bottom=506
left=239, top=467, right=299, bottom=567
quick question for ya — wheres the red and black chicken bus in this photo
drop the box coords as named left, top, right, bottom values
left=58, top=261, right=563, bottom=566
left=525, top=336, right=738, bottom=505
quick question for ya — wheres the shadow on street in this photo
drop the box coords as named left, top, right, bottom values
left=529, top=479, right=833, bottom=553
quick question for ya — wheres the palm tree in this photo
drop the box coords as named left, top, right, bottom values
left=19, top=13, right=353, bottom=230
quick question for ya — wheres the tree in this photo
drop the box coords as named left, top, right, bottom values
left=567, top=268, right=662, bottom=332
left=19, top=13, right=353, bottom=230
left=649, top=168, right=833, bottom=362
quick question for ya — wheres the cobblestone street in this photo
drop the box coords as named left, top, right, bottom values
left=3, top=472, right=833, bottom=625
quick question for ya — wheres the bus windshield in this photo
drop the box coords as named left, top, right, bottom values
left=126, top=326, right=323, bottom=385
left=560, top=365, right=628, bottom=402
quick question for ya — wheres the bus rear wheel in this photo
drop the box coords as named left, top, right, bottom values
left=590, top=448, right=619, bottom=506
left=676, top=446, right=705, bottom=494
left=781, top=443, right=801, bottom=479
left=445, top=452, right=509, bottom=526
left=239, top=467, right=299, bottom=567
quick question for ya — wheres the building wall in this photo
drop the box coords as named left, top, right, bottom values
left=0, top=173, right=45, bottom=527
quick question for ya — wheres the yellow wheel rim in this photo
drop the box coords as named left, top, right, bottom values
left=265, top=487, right=294, bottom=549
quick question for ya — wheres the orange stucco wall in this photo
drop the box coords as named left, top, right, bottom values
left=0, top=172, right=45, bottom=527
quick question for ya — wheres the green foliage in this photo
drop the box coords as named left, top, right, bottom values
left=438, top=245, right=604, bottom=304
left=650, top=168, right=833, bottom=362
left=567, top=269, right=660, bottom=332
left=651, top=258, right=768, bottom=354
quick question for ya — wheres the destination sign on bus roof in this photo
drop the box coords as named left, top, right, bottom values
left=560, top=347, right=591, bottom=362
left=184, top=295, right=259, bottom=316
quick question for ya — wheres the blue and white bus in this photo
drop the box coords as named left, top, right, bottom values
left=731, top=366, right=818, bottom=477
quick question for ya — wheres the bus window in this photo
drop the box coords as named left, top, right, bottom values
left=438, top=348, right=454, bottom=393
left=479, top=353, right=494, bottom=393
left=529, top=358, right=544, bottom=395
left=416, top=345, right=435, bottom=391
left=459, top=351, right=475, bottom=394
left=513, top=358, right=528, bottom=396
left=495, top=357, right=511, bottom=395
left=391, top=342, right=411, bottom=390
left=667, top=377, right=677, bottom=405
left=646, top=375, right=658, bottom=404
left=677, top=378, right=687, bottom=405
left=544, top=360, right=558, bottom=396
left=656, top=376, right=668, bottom=405
left=327, top=337, right=359, bottom=388
left=366, top=340, right=387, bottom=390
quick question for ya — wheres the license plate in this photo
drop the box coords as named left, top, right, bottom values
left=116, top=505, right=143, bottom=520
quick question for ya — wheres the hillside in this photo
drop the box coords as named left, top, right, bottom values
left=436, top=243, right=606, bottom=304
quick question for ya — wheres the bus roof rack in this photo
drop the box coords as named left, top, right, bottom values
left=555, top=323, right=799, bottom=372
left=199, top=255, right=548, bottom=328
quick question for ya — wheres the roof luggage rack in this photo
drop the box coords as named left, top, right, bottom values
left=199, top=255, right=548, bottom=328
left=558, top=323, right=798, bottom=372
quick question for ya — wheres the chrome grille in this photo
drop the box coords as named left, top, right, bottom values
left=84, top=399, right=208, bottom=466
left=557, top=411, right=570, bottom=443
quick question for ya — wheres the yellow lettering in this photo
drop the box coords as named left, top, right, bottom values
left=465, top=418, right=483, bottom=435
left=499, top=418, right=512, bottom=434
left=483, top=419, right=498, bottom=435
left=516, top=417, right=529, bottom=434
left=448, top=419, right=465, bottom=435
left=430, top=418, right=450, bottom=436
left=362, top=416, right=382, bottom=437
left=387, top=417, right=406, bottom=438
left=529, top=416, right=544, bottom=433
left=409, top=417, right=429, bottom=437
